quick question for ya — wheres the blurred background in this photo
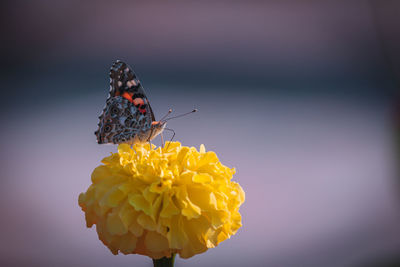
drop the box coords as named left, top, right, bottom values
left=1, top=1, right=400, bottom=266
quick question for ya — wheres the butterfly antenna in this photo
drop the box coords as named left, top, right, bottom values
left=164, top=109, right=197, bottom=122
left=160, top=109, right=173, bottom=121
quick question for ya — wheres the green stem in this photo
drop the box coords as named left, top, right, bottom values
left=152, top=254, right=176, bottom=267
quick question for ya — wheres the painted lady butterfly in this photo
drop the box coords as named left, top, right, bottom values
left=95, top=60, right=167, bottom=145
left=95, top=60, right=196, bottom=145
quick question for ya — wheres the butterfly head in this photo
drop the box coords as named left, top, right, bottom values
left=150, top=121, right=167, bottom=140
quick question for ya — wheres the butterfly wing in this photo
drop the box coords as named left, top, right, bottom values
left=95, top=60, right=155, bottom=144
left=108, top=60, right=156, bottom=121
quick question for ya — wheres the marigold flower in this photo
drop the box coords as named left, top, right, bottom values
left=78, top=142, right=245, bottom=259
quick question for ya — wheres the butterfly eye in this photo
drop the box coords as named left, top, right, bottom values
left=104, top=124, right=112, bottom=133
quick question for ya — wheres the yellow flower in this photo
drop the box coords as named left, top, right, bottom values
left=78, top=142, right=245, bottom=259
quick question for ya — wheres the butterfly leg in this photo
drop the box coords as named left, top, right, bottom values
left=161, top=132, right=165, bottom=148
left=164, top=128, right=175, bottom=151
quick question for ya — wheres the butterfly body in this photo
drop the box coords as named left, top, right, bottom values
left=95, top=60, right=166, bottom=145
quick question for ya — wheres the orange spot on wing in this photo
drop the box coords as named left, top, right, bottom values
left=122, top=92, right=133, bottom=102
left=133, top=98, right=144, bottom=106
left=152, top=121, right=159, bottom=125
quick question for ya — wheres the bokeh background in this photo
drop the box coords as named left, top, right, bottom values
left=1, top=1, right=400, bottom=266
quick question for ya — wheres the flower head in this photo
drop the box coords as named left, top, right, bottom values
left=78, top=142, right=245, bottom=259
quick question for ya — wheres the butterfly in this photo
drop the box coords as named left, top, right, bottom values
left=95, top=60, right=168, bottom=145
